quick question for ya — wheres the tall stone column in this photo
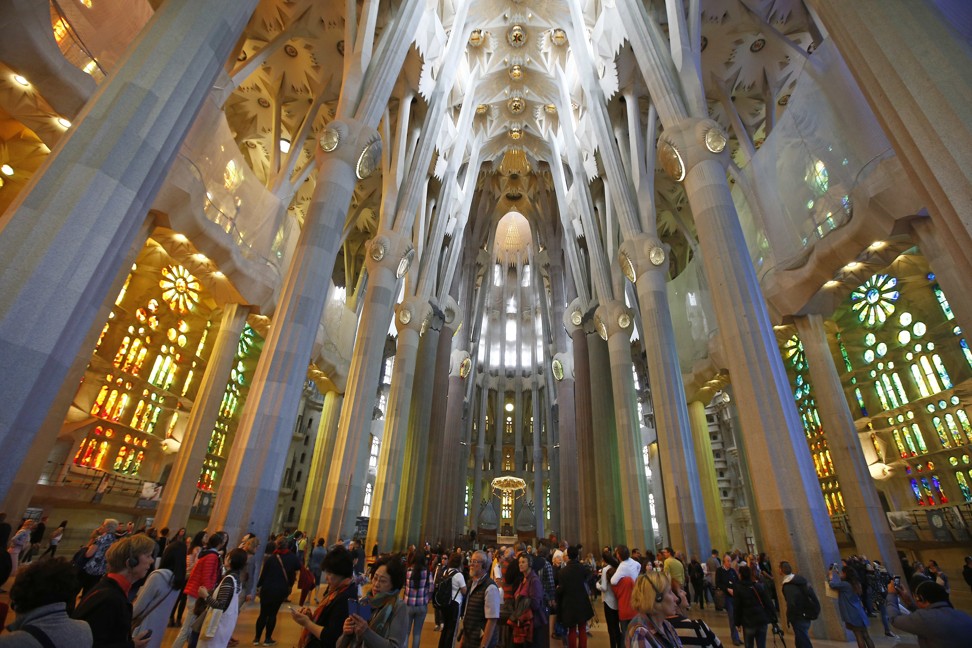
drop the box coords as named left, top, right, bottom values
left=596, top=301, right=652, bottom=548
left=588, top=331, right=624, bottom=543
left=155, top=303, right=250, bottom=529
left=209, top=120, right=381, bottom=546
left=0, top=0, right=260, bottom=500
left=531, top=380, right=544, bottom=538
left=662, top=117, right=844, bottom=638
left=319, top=230, right=414, bottom=543
left=422, top=312, right=460, bottom=543
left=299, top=390, right=343, bottom=536
left=368, top=298, right=426, bottom=550
left=400, top=303, right=443, bottom=545
left=554, top=352, right=579, bottom=542
left=686, top=400, right=728, bottom=552
left=807, top=0, right=972, bottom=279
left=470, top=378, right=491, bottom=532
left=793, top=314, right=904, bottom=576
left=438, top=364, right=465, bottom=542
left=1, top=215, right=154, bottom=517
left=619, top=236, right=711, bottom=558
left=568, top=314, right=597, bottom=549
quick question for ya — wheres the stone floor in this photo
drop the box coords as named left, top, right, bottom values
left=156, top=600, right=921, bottom=648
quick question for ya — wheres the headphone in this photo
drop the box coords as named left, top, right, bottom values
left=913, top=580, right=930, bottom=603
left=644, top=574, right=665, bottom=604
left=126, top=545, right=139, bottom=569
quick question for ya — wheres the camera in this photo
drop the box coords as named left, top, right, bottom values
left=893, top=575, right=901, bottom=587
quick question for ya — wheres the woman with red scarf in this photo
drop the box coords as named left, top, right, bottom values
left=291, top=546, right=358, bottom=648
left=336, top=555, right=408, bottom=648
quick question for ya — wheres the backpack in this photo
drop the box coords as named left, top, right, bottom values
left=433, top=568, right=459, bottom=609
left=786, top=580, right=820, bottom=621
left=804, top=584, right=821, bottom=620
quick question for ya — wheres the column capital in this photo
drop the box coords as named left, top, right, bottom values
left=618, top=234, right=670, bottom=284
left=315, top=117, right=382, bottom=180
left=594, top=300, right=634, bottom=340
left=564, top=297, right=591, bottom=335
left=365, top=229, right=415, bottom=277
left=438, top=295, right=462, bottom=331
left=551, top=352, right=573, bottom=382
left=394, top=296, right=431, bottom=334
left=658, top=117, right=730, bottom=182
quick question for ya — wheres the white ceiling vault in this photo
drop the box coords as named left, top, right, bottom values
left=0, top=0, right=815, bottom=291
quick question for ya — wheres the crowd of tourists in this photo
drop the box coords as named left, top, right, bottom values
left=3, top=517, right=972, bottom=648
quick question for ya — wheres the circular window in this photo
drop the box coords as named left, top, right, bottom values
left=876, top=342, right=888, bottom=357
left=939, top=400, right=947, bottom=409
left=907, top=410, right=915, bottom=420
left=950, top=457, right=959, bottom=466
left=951, top=396, right=960, bottom=405
left=864, top=350, right=875, bottom=363
left=898, top=330, right=911, bottom=345
left=899, top=312, right=913, bottom=326
left=865, top=333, right=877, bottom=346
left=963, top=455, right=970, bottom=465
left=913, top=322, right=927, bottom=337
left=896, top=414, right=905, bottom=423
left=926, top=404, right=936, bottom=413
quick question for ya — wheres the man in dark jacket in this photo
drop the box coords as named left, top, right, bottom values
left=73, top=534, right=156, bottom=648
left=779, top=561, right=817, bottom=648
left=716, top=555, right=742, bottom=646
left=458, top=550, right=500, bottom=648
left=733, top=565, right=777, bottom=648
left=554, top=546, right=595, bottom=648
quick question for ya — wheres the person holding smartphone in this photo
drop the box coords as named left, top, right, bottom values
left=291, top=546, right=358, bottom=648
left=337, top=554, right=408, bottom=648
left=73, top=534, right=157, bottom=648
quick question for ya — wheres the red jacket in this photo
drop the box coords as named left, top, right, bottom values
left=184, top=549, right=221, bottom=597
left=614, top=576, right=636, bottom=621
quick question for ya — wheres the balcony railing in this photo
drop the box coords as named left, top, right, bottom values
left=50, top=0, right=106, bottom=82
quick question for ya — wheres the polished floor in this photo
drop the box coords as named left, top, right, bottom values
left=157, top=599, right=921, bottom=648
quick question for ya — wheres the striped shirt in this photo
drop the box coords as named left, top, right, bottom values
left=404, top=567, right=433, bottom=606
left=668, top=614, right=723, bottom=647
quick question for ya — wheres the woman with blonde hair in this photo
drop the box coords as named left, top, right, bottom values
left=624, top=571, right=682, bottom=648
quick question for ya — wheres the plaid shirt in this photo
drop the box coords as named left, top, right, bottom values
left=404, top=567, right=433, bottom=606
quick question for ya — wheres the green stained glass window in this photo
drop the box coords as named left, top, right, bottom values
left=932, top=417, right=950, bottom=448
left=911, top=423, right=928, bottom=454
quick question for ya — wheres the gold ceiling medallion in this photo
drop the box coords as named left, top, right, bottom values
left=356, top=134, right=382, bottom=180
left=544, top=104, right=557, bottom=114
left=319, top=127, right=341, bottom=152
left=552, top=359, right=565, bottom=381
left=509, top=127, right=523, bottom=140
left=507, top=25, right=527, bottom=48
left=509, top=64, right=524, bottom=81
left=459, top=357, right=472, bottom=378
left=469, top=29, right=485, bottom=48
left=658, top=140, right=686, bottom=182
left=550, top=29, right=568, bottom=46
left=704, top=127, right=728, bottom=154
left=507, top=96, right=526, bottom=115
left=476, top=104, right=490, bottom=114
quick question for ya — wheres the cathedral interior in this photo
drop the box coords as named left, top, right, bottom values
left=1, top=0, right=972, bottom=638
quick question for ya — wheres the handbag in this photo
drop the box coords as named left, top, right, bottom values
left=194, top=574, right=236, bottom=638
left=299, top=564, right=315, bottom=590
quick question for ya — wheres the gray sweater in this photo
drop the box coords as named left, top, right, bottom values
left=0, top=602, right=93, bottom=648
left=336, top=600, right=409, bottom=648
left=886, top=597, right=972, bottom=648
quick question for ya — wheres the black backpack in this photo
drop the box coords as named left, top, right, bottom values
left=786, top=580, right=821, bottom=621
left=803, top=584, right=821, bottom=620
left=433, top=568, right=459, bottom=609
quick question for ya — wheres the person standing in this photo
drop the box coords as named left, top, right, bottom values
left=716, top=555, right=742, bottom=646
left=779, top=561, right=817, bottom=648
left=437, top=552, right=467, bottom=648
left=78, top=518, right=119, bottom=594
left=688, top=558, right=706, bottom=610
left=610, top=545, right=641, bottom=635
left=458, top=550, right=501, bottom=648
left=21, top=516, right=47, bottom=564
left=132, top=539, right=187, bottom=648
left=7, top=519, right=34, bottom=577
left=885, top=578, right=972, bottom=645
left=253, top=537, right=301, bottom=646
left=172, top=532, right=228, bottom=648
left=73, top=534, right=156, bottom=648
left=290, top=546, right=357, bottom=648
left=596, top=551, right=622, bottom=648
left=309, top=538, right=328, bottom=604
left=829, top=564, right=874, bottom=648
left=336, top=555, right=408, bottom=648
left=733, top=565, right=776, bottom=648
left=196, top=548, right=248, bottom=648
left=39, top=520, right=67, bottom=560
left=963, top=556, right=972, bottom=594
left=403, top=548, right=433, bottom=648
left=706, top=551, right=720, bottom=609
left=555, top=546, right=595, bottom=648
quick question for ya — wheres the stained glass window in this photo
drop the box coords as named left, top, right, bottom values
left=361, top=483, right=373, bottom=517
left=956, top=472, right=972, bottom=503
left=851, top=274, right=899, bottom=326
